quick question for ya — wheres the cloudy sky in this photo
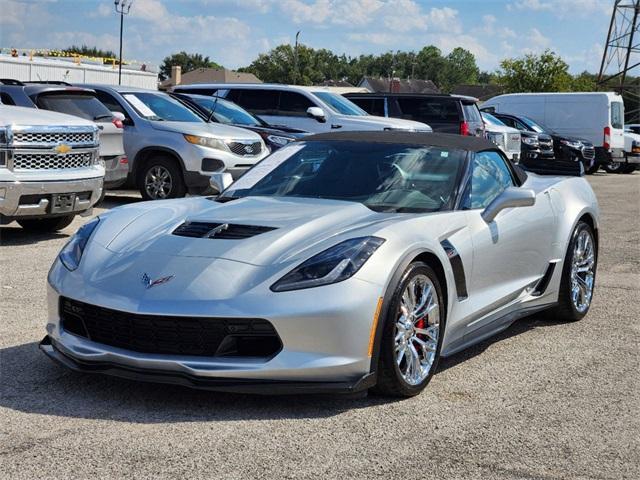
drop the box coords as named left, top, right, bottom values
left=2, top=0, right=609, bottom=73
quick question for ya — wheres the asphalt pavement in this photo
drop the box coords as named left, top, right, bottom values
left=1, top=173, right=638, bottom=479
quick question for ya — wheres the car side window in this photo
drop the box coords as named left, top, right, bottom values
left=94, top=91, right=131, bottom=121
left=278, top=91, right=314, bottom=116
left=233, top=89, right=279, bottom=115
left=498, top=116, right=517, bottom=129
left=370, top=98, right=385, bottom=116
left=463, top=151, right=516, bottom=210
left=0, top=92, right=15, bottom=105
left=462, top=103, right=482, bottom=123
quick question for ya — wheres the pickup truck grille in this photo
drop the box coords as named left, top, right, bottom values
left=13, top=152, right=94, bottom=170
left=227, top=141, right=262, bottom=156
left=12, top=130, right=97, bottom=147
left=582, top=146, right=595, bottom=160
left=539, top=139, right=553, bottom=151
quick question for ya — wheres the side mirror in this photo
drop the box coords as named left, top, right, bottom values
left=481, top=187, right=535, bottom=223
left=209, top=172, right=233, bottom=193
left=306, top=106, right=326, bottom=123
left=112, top=111, right=126, bottom=121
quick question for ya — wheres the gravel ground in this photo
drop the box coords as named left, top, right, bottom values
left=1, top=173, right=638, bottom=480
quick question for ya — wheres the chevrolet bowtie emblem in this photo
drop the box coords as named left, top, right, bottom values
left=55, top=144, right=72, bottom=154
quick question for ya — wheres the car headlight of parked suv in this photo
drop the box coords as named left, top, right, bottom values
left=184, top=134, right=227, bottom=151
left=59, top=217, right=100, bottom=271
left=560, top=139, right=583, bottom=149
left=522, top=136, right=539, bottom=146
left=266, top=135, right=294, bottom=147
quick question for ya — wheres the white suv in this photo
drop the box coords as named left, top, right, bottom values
left=172, top=84, right=432, bottom=133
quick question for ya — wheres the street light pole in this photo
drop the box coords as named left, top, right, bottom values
left=114, top=0, right=133, bottom=85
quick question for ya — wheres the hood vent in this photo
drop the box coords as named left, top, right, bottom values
left=173, top=221, right=276, bottom=239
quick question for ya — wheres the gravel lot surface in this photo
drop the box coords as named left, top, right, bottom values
left=1, top=173, right=638, bottom=480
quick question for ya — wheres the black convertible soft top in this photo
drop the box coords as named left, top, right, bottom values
left=302, top=131, right=498, bottom=152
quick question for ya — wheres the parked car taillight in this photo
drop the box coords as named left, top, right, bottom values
left=603, top=126, right=611, bottom=150
left=460, top=121, right=470, bottom=136
left=112, top=117, right=124, bottom=129
left=120, top=156, right=128, bottom=165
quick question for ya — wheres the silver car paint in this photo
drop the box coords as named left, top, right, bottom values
left=46, top=171, right=599, bottom=383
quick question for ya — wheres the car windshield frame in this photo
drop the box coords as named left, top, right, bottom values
left=122, top=92, right=204, bottom=123
left=520, top=116, right=552, bottom=134
left=189, top=95, right=266, bottom=127
left=218, top=140, right=468, bottom=213
left=313, top=91, right=368, bottom=116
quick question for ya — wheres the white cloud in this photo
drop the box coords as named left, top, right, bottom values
left=529, top=28, right=552, bottom=49
left=509, top=0, right=610, bottom=17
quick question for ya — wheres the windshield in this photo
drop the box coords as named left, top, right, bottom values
left=189, top=96, right=263, bottom=126
left=481, top=112, right=507, bottom=126
left=123, top=92, right=203, bottom=122
left=313, top=92, right=367, bottom=116
left=219, top=141, right=466, bottom=213
left=36, top=93, right=112, bottom=121
left=520, top=116, right=550, bottom=134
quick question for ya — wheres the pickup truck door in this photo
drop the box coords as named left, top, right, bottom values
left=461, top=151, right=556, bottom=333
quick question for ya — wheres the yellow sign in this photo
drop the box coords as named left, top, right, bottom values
left=55, top=144, right=71, bottom=154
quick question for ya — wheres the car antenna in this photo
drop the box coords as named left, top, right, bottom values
left=206, top=96, right=219, bottom=123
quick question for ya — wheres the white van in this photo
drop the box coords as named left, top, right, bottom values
left=482, top=92, right=625, bottom=167
left=171, top=84, right=432, bottom=134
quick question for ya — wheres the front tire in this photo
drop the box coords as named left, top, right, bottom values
left=602, top=161, right=626, bottom=174
left=550, top=221, right=597, bottom=322
left=139, top=156, right=186, bottom=200
left=375, top=262, right=445, bottom=397
left=17, top=215, right=75, bottom=232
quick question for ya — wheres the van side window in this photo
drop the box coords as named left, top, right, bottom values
left=278, top=91, right=314, bottom=116
left=611, top=102, right=624, bottom=130
left=233, top=89, right=279, bottom=115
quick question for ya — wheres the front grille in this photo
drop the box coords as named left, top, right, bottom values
left=13, top=152, right=93, bottom=170
left=539, top=140, right=553, bottom=151
left=13, top=131, right=96, bottom=146
left=506, top=133, right=521, bottom=151
left=60, top=297, right=282, bottom=358
left=173, top=221, right=276, bottom=239
left=227, top=141, right=262, bottom=156
left=582, top=146, right=595, bottom=160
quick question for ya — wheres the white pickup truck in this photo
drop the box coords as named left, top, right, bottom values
left=0, top=105, right=104, bottom=231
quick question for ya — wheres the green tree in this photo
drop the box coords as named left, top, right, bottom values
left=498, top=50, right=572, bottom=93
left=570, top=71, right=597, bottom=91
left=62, top=45, right=117, bottom=63
left=159, top=51, right=222, bottom=81
left=440, top=47, right=479, bottom=92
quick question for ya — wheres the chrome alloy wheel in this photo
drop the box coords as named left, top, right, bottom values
left=144, top=166, right=173, bottom=199
left=394, top=274, right=440, bottom=386
left=570, top=229, right=595, bottom=313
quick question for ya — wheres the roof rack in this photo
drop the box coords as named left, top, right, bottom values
left=23, top=81, right=72, bottom=86
left=0, top=79, right=25, bottom=86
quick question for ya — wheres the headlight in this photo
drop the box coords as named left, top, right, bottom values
left=266, top=134, right=293, bottom=147
left=522, top=136, right=539, bottom=146
left=560, top=139, right=583, bottom=149
left=271, top=236, right=385, bottom=292
left=59, top=217, right=100, bottom=271
left=184, top=134, right=227, bottom=151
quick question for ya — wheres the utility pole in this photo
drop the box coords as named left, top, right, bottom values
left=114, top=0, right=134, bottom=85
left=294, top=31, right=301, bottom=85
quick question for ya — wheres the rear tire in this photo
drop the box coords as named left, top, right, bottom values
left=374, top=262, right=445, bottom=397
left=602, top=161, right=626, bottom=174
left=138, top=156, right=186, bottom=201
left=17, top=215, right=75, bottom=232
left=549, top=221, right=597, bottom=322
left=621, top=164, right=637, bottom=174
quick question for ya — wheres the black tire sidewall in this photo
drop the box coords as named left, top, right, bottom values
left=139, top=156, right=186, bottom=200
left=377, top=262, right=446, bottom=397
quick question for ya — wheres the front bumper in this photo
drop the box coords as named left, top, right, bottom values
left=182, top=145, right=269, bottom=185
left=624, top=153, right=640, bottom=164
left=0, top=175, right=103, bottom=218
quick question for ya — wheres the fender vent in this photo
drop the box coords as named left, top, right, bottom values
left=173, top=221, right=276, bottom=239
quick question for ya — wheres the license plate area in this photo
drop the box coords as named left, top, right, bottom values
left=51, top=193, right=75, bottom=213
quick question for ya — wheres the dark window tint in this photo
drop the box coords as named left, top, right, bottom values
left=496, top=116, right=517, bottom=128
left=278, top=91, right=314, bottom=116
left=35, top=94, right=112, bottom=121
left=462, top=103, right=482, bottom=123
left=463, top=151, right=515, bottom=209
left=348, top=97, right=386, bottom=116
left=0, top=92, right=16, bottom=105
left=233, top=89, right=279, bottom=113
left=178, top=87, right=218, bottom=96
left=94, top=90, right=130, bottom=119
left=396, top=98, right=459, bottom=123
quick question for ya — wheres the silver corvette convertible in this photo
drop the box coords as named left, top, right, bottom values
left=41, top=132, right=599, bottom=397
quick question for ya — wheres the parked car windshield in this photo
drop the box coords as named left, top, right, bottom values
left=520, top=116, right=553, bottom=134
left=122, top=92, right=203, bottom=122
left=481, top=112, right=507, bottom=126
left=188, top=96, right=264, bottom=127
left=36, top=93, right=113, bottom=122
left=219, top=141, right=466, bottom=213
left=313, top=92, right=367, bottom=116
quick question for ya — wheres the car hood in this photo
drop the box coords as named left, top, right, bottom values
left=237, top=124, right=307, bottom=139
left=341, top=115, right=432, bottom=131
left=0, top=105, right=96, bottom=127
left=484, top=123, right=520, bottom=134
left=551, top=133, right=593, bottom=146
left=150, top=120, right=262, bottom=141
left=95, top=196, right=392, bottom=267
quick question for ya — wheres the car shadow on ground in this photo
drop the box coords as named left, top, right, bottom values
left=1, top=312, right=565, bottom=423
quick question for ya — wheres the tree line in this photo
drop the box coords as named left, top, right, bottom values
left=157, top=44, right=601, bottom=94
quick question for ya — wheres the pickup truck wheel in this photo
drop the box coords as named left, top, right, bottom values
left=602, top=161, right=625, bottom=173
left=621, top=164, right=637, bottom=174
left=17, top=215, right=75, bottom=232
left=139, top=156, right=186, bottom=200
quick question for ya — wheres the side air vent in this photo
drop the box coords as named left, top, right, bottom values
left=172, top=221, right=276, bottom=239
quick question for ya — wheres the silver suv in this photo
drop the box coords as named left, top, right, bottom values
left=77, top=84, right=269, bottom=200
left=0, top=105, right=103, bottom=231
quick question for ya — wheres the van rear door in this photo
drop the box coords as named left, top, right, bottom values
left=609, top=100, right=625, bottom=151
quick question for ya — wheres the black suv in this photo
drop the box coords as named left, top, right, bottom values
left=343, top=93, right=485, bottom=137
left=484, top=110, right=596, bottom=173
